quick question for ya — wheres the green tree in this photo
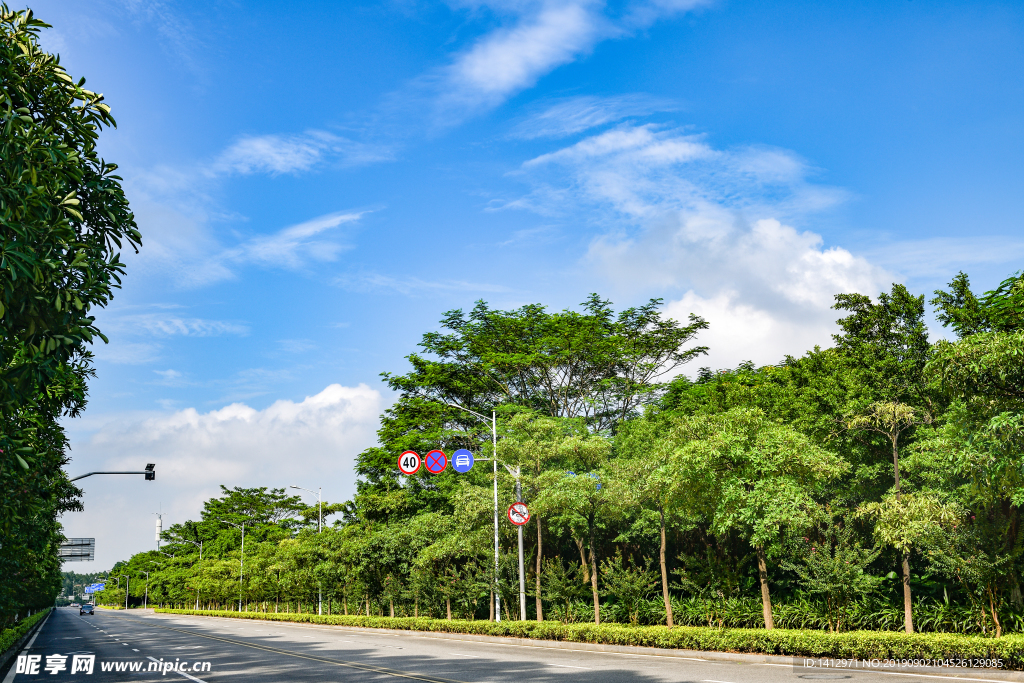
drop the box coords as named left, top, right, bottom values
left=537, top=457, right=618, bottom=625
left=669, top=408, right=848, bottom=629
left=0, top=6, right=141, bottom=624
left=614, top=417, right=692, bottom=627
left=357, top=296, right=706, bottom=499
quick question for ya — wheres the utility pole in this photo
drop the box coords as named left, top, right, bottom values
left=444, top=402, right=510, bottom=622
left=515, top=473, right=526, bottom=621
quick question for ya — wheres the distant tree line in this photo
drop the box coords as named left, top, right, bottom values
left=103, top=270, right=1024, bottom=636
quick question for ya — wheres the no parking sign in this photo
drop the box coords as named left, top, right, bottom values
left=425, top=449, right=448, bottom=474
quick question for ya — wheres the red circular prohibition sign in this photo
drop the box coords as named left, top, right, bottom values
left=507, top=502, right=530, bottom=526
left=425, top=449, right=448, bottom=474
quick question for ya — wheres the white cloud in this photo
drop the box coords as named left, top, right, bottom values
left=337, top=272, right=513, bottom=296
left=153, top=369, right=182, bottom=380
left=441, top=1, right=606, bottom=112
left=418, top=0, right=706, bottom=123
left=123, top=202, right=367, bottom=288
left=223, top=211, right=364, bottom=270
left=61, top=384, right=384, bottom=568
left=510, top=94, right=679, bottom=139
left=862, top=236, right=1024, bottom=280
left=111, top=314, right=249, bottom=338
left=510, top=124, right=890, bottom=370
left=208, top=131, right=392, bottom=176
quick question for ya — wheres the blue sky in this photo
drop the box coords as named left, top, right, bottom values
left=36, top=0, right=1024, bottom=566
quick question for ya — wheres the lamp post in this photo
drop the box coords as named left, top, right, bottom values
left=290, top=485, right=323, bottom=615
left=442, top=402, right=527, bottom=622
left=219, top=519, right=246, bottom=611
left=141, top=571, right=150, bottom=610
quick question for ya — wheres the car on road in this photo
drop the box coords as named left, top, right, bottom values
left=80, top=604, right=94, bottom=615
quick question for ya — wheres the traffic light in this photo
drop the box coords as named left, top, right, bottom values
left=144, top=463, right=156, bottom=481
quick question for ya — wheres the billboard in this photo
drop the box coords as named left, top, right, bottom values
left=59, top=538, right=95, bottom=562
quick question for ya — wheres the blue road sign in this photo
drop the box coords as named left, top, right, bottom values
left=451, top=449, right=474, bottom=473
left=425, top=449, right=448, bottom=474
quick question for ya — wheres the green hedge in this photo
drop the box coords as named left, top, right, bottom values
left=154, top=609, right=1024, bottom=670
left=0, top=608, right=50, bottom=657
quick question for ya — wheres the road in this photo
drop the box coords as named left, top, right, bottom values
left=1, top=607, right=1014, bottom=683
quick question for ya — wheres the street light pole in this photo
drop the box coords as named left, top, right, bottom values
left=142, top=571, right=150, bottom=610
left=219, top=519, right=245, bottom=611
left=290, top=485, right=323, bottom=615
left=444, top=402, right=511, bottom=622
left=516, top=473, right=526, bottom=621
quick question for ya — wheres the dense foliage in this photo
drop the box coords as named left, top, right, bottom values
left=0, top=7, right=140, bottom=626
left=104, top=270, right=1024, bottom=641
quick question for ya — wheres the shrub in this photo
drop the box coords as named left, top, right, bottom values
left=0, top=608, right=50, bottom=656
left=154, top=608, right=1024, bottom=669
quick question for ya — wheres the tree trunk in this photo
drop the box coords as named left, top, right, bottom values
left=589, top=534, right=600, bottom=625
left=989, top=586, right=1002, bottom=638
left=414, top=595, right=418, bottom=618
left=756, top=545, right=774, bottom=630
left=536, top=515, right=543, bottom=621
left=343, top=597, right=347, bottom=615
left=902, top=554, right=914, bottom=634
left=446, top=597, right=452, bottom=620
left=366, top=594, right=370, bottom=617
left=659, top=507, right=673, bottom=627
left=575, top=537, right=590, bottom=584
left=489, top=591, right=494, bottom=621
left=389, top=599, right=394, bottom=618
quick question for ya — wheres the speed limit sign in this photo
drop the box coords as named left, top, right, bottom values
left=398, top=451, right=421, bottom=475
left=507, top=502, right=530, bottom=526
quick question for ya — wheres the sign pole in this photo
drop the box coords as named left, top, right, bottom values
left=493, top=411, right=501, bottom=623
left=517, top=477, right=526, bottom=621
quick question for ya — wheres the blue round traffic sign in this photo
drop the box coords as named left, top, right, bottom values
left=451, top=449, right=474, bottom=473
left=425, top=449, right=447, bottom=474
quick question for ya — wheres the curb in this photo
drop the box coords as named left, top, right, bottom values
left=146, top=612, right=1024, bottom=682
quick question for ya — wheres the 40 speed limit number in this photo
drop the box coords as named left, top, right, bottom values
left=398, top=451, right=421, bottom=475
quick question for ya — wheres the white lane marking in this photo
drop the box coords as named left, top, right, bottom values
left=702, top=680, right=737, bottom=683
left=450, top=654, right=479, bottom=658
left=133, top=649, right=139, bottom=652
left=146, top=657, right=208, bottom=683
left=551, top=664, right=592, bottom=669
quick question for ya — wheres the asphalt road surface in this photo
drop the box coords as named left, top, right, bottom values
left=2, top=608, right=1013, bottom=683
